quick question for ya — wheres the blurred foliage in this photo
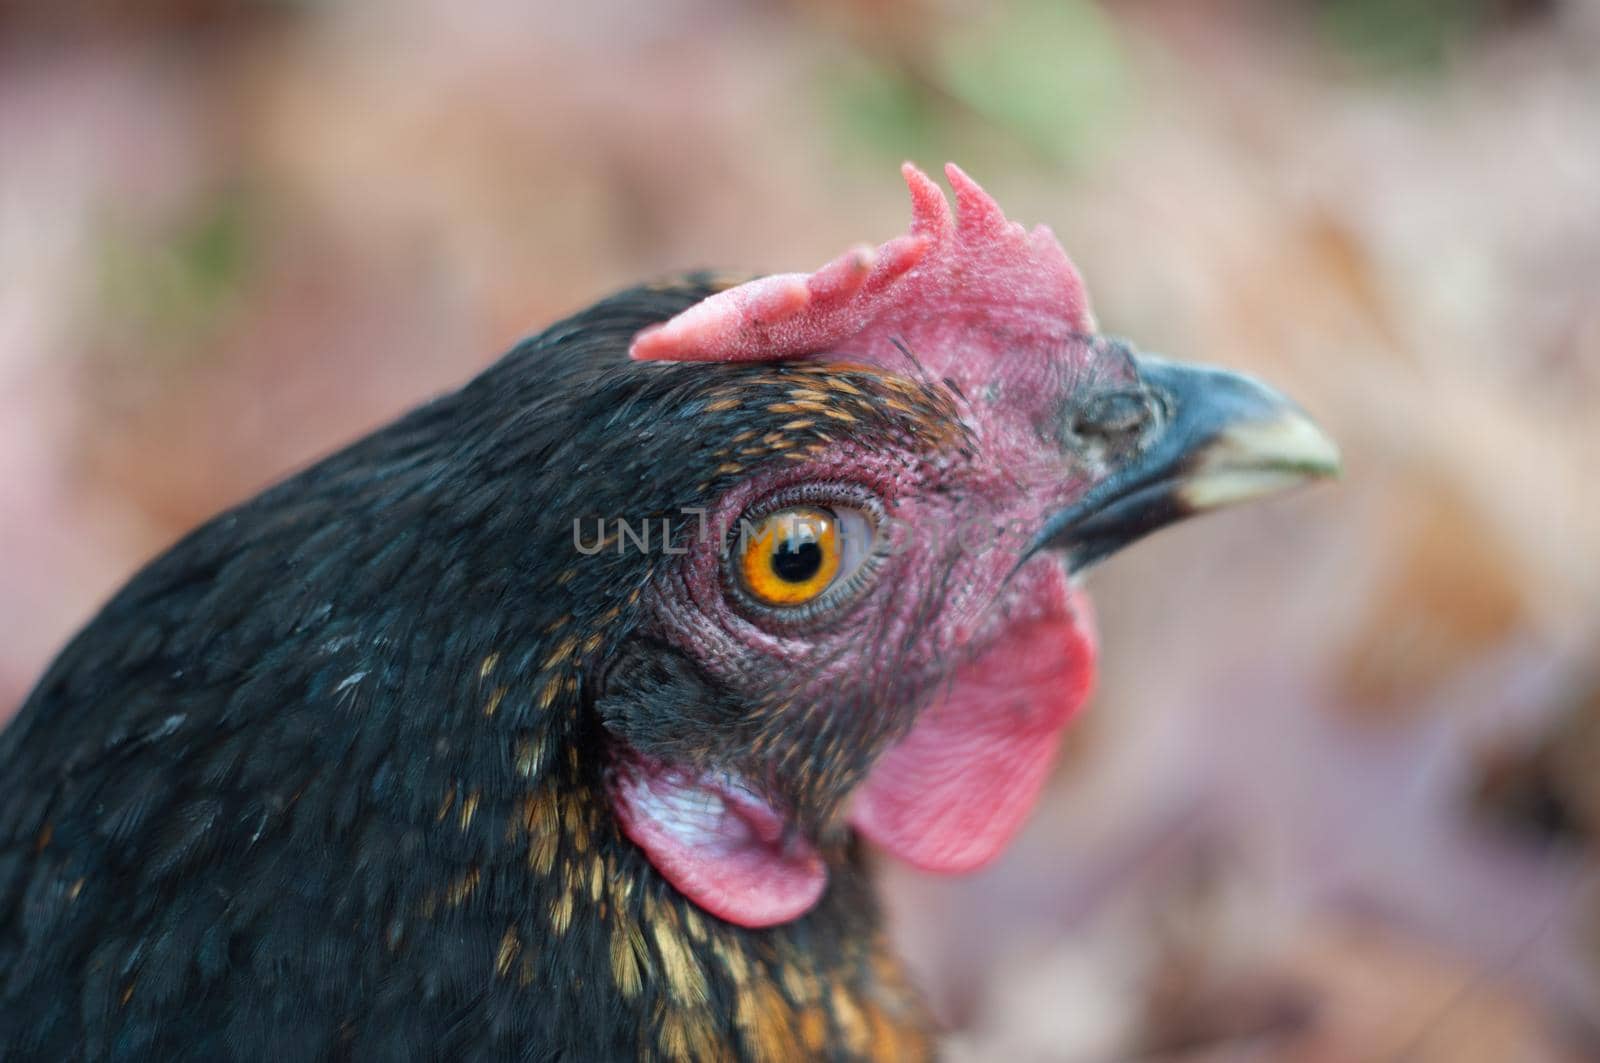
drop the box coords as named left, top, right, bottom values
left=824, top=54, right=946, bottom=165
left=936, top=0, right=1126, bottom=164
left=822, top=0, right=1128, bottom=167
left=95, top=190, right=255, bottom=364
left=1316, top=0, right=1491, bottom=73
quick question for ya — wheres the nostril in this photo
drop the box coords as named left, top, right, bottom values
left=1069, top=388, right=1155, bottom=442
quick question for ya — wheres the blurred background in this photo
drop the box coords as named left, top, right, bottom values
left=2, top=0, right=1597, bottom=1058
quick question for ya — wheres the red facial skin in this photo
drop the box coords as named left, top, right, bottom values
left=610, top=164, right=1129, bottom=927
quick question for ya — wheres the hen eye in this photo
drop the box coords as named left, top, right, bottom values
left=734, top=504, right=876, bottom=610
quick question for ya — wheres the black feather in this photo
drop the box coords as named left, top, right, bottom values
left=0, top=280, right=933, bottom=1060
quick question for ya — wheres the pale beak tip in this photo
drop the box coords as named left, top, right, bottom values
left=1179, top=408, right=1341, bottom=512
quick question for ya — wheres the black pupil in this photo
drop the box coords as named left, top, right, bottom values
left=771, top=535, right=824, bottom=584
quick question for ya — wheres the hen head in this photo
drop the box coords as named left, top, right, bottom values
left=595, top=163, right=1339, bottom=926
left=0, top=161, right=1343, bottom=1060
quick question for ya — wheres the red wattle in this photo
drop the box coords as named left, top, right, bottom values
left=849, top=597, right=1097, bottom=873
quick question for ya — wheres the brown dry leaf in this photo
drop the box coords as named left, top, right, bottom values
left=1269, top=920, right=1586, bottom=1063
left=1132, top=918, right=1586, bottom=1063
left=1474, top=673, right=1600, bottom=850
left=1333, top=474, right=1532, bottom=718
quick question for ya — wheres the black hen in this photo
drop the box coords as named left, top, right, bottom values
left=0, top=164, right=1336, bottom=1060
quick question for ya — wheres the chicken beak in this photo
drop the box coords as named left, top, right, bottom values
left=1034, top=355, right=1341, bottom=572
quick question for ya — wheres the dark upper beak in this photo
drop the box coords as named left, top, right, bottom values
left=1034, top=354, right=1341, bottom=572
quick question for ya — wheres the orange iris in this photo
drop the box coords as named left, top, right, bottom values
left=737, top=506, right=841, bottom=607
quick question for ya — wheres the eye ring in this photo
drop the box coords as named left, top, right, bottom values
left=723, top=483, right=886, bottom=628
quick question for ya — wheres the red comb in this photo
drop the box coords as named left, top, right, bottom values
left=629, top=163, right=1094, bottom=367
